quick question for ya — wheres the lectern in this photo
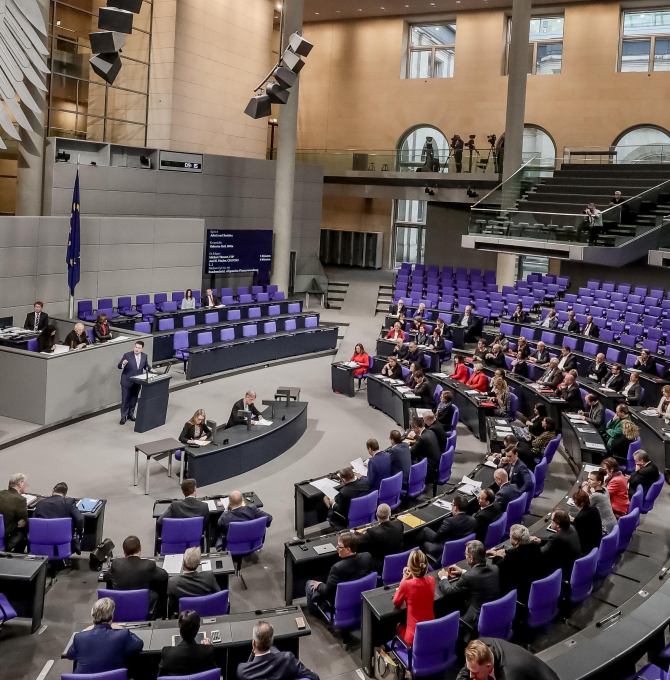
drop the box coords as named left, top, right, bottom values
left=130, top=373, right=171, bottom=433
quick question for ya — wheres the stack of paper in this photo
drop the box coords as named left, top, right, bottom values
left=163, top=554, right=183, bottom=574
left=345, top=361, right=360, bottom=368
left=566, top=414, right=582, bottom=421
left=434, top=499, right=452, bottom=511
left=256, top=418, right=273, bottom=426
left=585, top=442, right=606, bottom=451
left=460, top=476, right=482, bottom=495
left=432, top=373, right=448, bottom=378
left=465, top=390, right=480, bottom=395
left=206, top=500, right=217, bottom=512
left=311, top=478, right=340, bottom=500
left=641, top=409, right=659, bottom=417
left=584, top=464, right=601, bottom=473
left=350, top=458, right=368, bottom=477
left=191, top=440, right=210, bottom=446
left=416, top=408, right=432, bottom=417
left=397, top=514, right=425, bottom=528
left=200, top=560, right=212, bottom=572
left=484, top=460, right=499, bottom=469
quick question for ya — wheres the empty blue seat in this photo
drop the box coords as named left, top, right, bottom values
left=242, top=324, right=257, bottom=337
left=248, top=307, right=261, bottom=318
left=183, top=315, right=196, bottom=327
left=263, top=322, right=277, bottom=334
left=220, top=328, right=235, bottom=341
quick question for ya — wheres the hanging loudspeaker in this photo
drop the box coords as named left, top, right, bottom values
left=98, top=7, right=134, bottom=34
left=282, top=49, right=304, bottom=74
left=244, top=94, right=272, bottom=119
left=266, top=82, right=290, bottom=105
left=107, top=0, right=143, bottom=12
left=288, top=33, right=313, bottom=57
left=273, top=66, right=297, bottom=90
left=89, top=31, right=126, bottom=54
left=90, top=52, right=123, bottom=85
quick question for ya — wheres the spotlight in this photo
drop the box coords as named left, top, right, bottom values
left=244, top=94, right=272, bottom=119
left=273, top=66, right=297, bottom=89
left=140, top=155, right=151, bottom=169
left=282, top=49, right=304, bottom=73
left=56, top=151, right=71, bottom=162
left=98, top=7, right=134, bottom=34
left=288, top=33, right=313, bottom=57
left=89, top=31, right=126, bottom=54
left=90, top=52, right=123, bottom=84
left=266, top=82, right=290, bottom=105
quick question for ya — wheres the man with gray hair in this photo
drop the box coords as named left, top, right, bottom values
left=227, top=389, right=263, bottom=428
left=357, top=503, right=404, bottom=573
left=237, top=619, right=319, bottom=680
left=63, top=322, right=91, bottom=350
left=167, top=546, right=220, bottom=616
left=65, top=597, right=143, bottom=674
left=493, top=468, right=521, bottom=511
left=423, top=410, right=447, bottom=452
left=0, top=473, right=29, bottom=552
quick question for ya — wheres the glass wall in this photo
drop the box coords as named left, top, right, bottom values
left=621, top=9, right=670, bottom=72
left=507, top=15, right=564, bottom=75
left=614, top=126, right=670, bottom=163
left=398, top=126, right=450, bottom=171
left=394, top=200, right=426, bottom=267
left=408, top=24, right=456, bottom=79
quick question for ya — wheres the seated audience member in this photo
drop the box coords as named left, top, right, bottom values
left=0, top=473, right=28, bottom=552
left=427, top=328, right=446, bottom=354
left=562, top=311, right=580, bottom=333
left=179, top=409, right=212, bottom=445
left=63, top=322, right=91, bottom=350
left=419, top=495, right=476, bottom=559
left=227, top=390, right=262, bottom=428
left=391, top=337, right=408, bottom=363
left=556, top=373, right=582, bottom=411
left=437, top=540, right=500, bottom=634
left=493, top=469, right=521, bottom=511
left=365, top=438, right=392, bottom=491
left=582, top=469, right=617, bottom=534
left=204, top=289, right=219, bottom=307
left=168, top=547, right=220, bottom=615
left=628, top=450, right=660, bottom=498
left=582, top=315, right=600, bottom=338
left=473, top=339, right=488, bottom=362
left=466, top=363, right=488, bottom=392
left=484, top=344, right=506, bottom=369
left=604, top=404, right=631, bottom=449
left=93, top=314, right=113, bottom=343
left=423, top=410, right=447, bottom=451
left=394, top=550, right=435, bottom=646
left=572, top=490, right=602, bottom=556
left=410, top=315, right=423, bottom=334
left=305, top=532, right=373, bottom=615
left=539, top=309, right=558, bottom=329
left=538, top=358, right=563, bottom=388
left=398, top=312, right=407, bottom=330
left=499, top=446, right=534, bottom=495
left=350, top=343, right=369, bottom=378
left=526, top=403, right=547, bottom=437
left=510, top=350, right=527, bottom=377
left=634, top=349, right=656, bottom=374
left=602, top=458, right=629, bottom=517
left=515, top=336, right=531, bottom=359
left=530, top=341, right=549, bottom=364
left=557, top=345, right=576, bottom=372
left=474, top=489, right=503, bottom=543
left=409, top=416, right=441, bottom=484
left=416, top=302, right=427, bottom=318
left=403, top=341, right=423, bottom=366
left=390, top=299, right=405, bottom=316
left=457, top=305, right=477, bottom=337
left=530, top=509, right=583, bottom=580
left=489, top=332, right=508, bottom=354
left=34, top=481, right=84, bottom=554
left=181, top=289, right=196, bottom=310
left=495, top=435, right=535, bottom=473
left=325, top=467, right=370, bottom=529
left=237, top=620, right=319, bottom=680
left=532, top=417, right=557, bottom=458
left=217, top=490, right=273, bottom=549
left=579, top=393, right=605, bottom=432
left=621, top=371, right=642, bottom=406
left=160, top=478, right=209, bottom=545
left=587, top=353, right=608, bottom=382
left=413, top=371, right=434, bottom=409
left=510, top=304, right=528, bottom=324
left=386, top=322, right=405, bottom=341
left=158, top=609, right=217, bottom=677
left=450, top=354, right=468, bottom=382
left=435, top=317, right=450, bottom=339
left=488, top=524, right=543, bottom=603
left=357, top=504, right=404, bottom=573
left=436, top=389, right=455, bottom=431
left=490, top=376, right=511, bottom=419
left=601, top=363, right=625, bottom=392
left=387, top=430, right=412, bottom=487
left=656, top=384, right=670, bottom=420
left=608, top=419, right=640, bottom=467
left=24, top=301, right=48, bottom=331
left=405, top=361, right=419, bottom=389
left=66, top=598, right=144, bottom=674
left=415, top=323, right=429, bottom=346
left=38, top=324, right=57, bottom=353
left=381, top=355, right=403, bottom=379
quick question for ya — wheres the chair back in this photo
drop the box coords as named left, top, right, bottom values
left=628, top=484, right=644, bottom=515
left=410, top=611, right=459, bottom=677
left=378, top=472, right=403, bottom=510
left=97, top=589, right=149, bottom=622
left=27, top=338, right=38, bottom=352
left=441, top=533, right=475, bottom=567
left=595, top=525, right=620, bottom=579
left=451, top=406, right=459, bottom=431
left=433, top=383, right=443, bottom=407
left=625, top=437, right=641, bottom=472
left=183, top=315, right=196, bottom=328
left=305, top=316, right=318, bottom=328
left=158, top=318, right=174, bottom=331
left=642, top=476, right=664, bottom=513
left=28, top=518, right=72, bottom=560
left=617, top=508, right=640, bottom=554
left=197, top=332, right=213, bottom=346
left=527, top=569, right=562, bottom=628
left=268, top=305, right=280, bottom=316
left=543, top=433, right=561, bottom=464
left=406, top=458, right=427, bottom=498
left=162, top=302, right=178, bottom=312
left=62, top=671, right=128, bottom=680
left=569, top=548, right=598, bottom=604
left=288, top=302, right=301, bottom=314
left=525, top=472, right=535, bottom=513
left=156, top=669, right=220, bottom=680
left=248, top=307, right=261, bottom=319
left=504, top=494, right=526, bottom=536
left=332, top=572, right=378, bottom=629
left=160, top=517, right=204, bottom=555
left=484, top=512, right=507, bottom=549
left=220, top=328, right=235, bottom=342
left=173, top=331, right=189, bottom=352
left=285, top=319, right=297, bottom=331
left=348, top=491, right=379, bottom=528
left=264, top=322, right=277, bottom=334
left=179, top=589, right=229, bottom=616
left=242, top=324, right=257, bottom=337
left=172, top=292, right=185, bottom=303
left=438, top=447, right=455, bottom=485
left=226, top=516, right=268, bottom=555
left=478, top=589, right=517, bottom=640
left=205, top=312, right=219, bottom=324
left=382, top=549, right=414, bottom=586
left=605, top=408, right=615, bottom=423
left=228, top=309, right=241, bottom=321
left=134, top=322, right=151, bottom=333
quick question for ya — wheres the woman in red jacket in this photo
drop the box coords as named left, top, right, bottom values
left=350, top=343, right=370, bottom=378
left=466, top=363, right=488, bottom=392
left=602, top=457, right=630, bottom=518
left=449, top=354, right=468, bottom=383
left=393, top=549, right=435, bottom=646
left=385, top=321, right=405, bottom=341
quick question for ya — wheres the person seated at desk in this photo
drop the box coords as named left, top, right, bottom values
left=391, top=337, right=408, bottom=363
left=427, top=328, right=446, bottom=355
left=325, top=467, right=370, bottom=529
left=217, top=490, right=273, bottom=549
left=393, top=550, right=435, bottom=646
left=582, top=315, right=600, bottom=338
left=510, top=350, right=528, bottom=377
left=509, top=304, right=529, bottom=324
left=628, top=450, right=660, bottom=499
left=385, top=322, right=405, bottom=341
left=515, top=336, right=531, bottom=359
left=409, top=315, right=423, bottom=335
left=66, top=598, right=144, bottom=674
left=419, top=495, right=476, bottom=559
left=390, top=299, right=406, bottom=316
left=571, top=490, right=602, bottom=556
left=158, top=609, right=218, bottom=677
left=305, top=532, right=373, bottom=616
left=539, top=309, right=558, bottom=329
left=365, top=438, right=392, bottom=491
left=634, top=349, right=656, bottom=374
left=557, top=345, right=577, bottom=372
left=562, top=310, right=580, bottom=333
left=556, top=373, right=582, bottom=411
left=474, top=489, right=503, bottom=543
left=491, top=332, right=509, bottom=354
left=473, top=339, right=488, bottom=362
left=604, top=403, right=631, bottom=450
left=466, top=363, right=488, bottom=393
left=531, top=417, right=557, bottom=459
left=579, top=393, right=606, bottom=432
left=484, top=344, right=506, bottom=369
left=357, top=503, right=404, bottom=573
left=381, top=355, right=403, bottom=380
left=402, top=341, right=423, bottom=367
left=415, top=323, right=429, bottom=346
left=397, top=312, right=407, bottom=330
left=203, top=288, right=219, bottom=307
left=34, top=481, right=84, bottom=554
left=179, top=410, right=212, bottom=446
left=524, top=403, right=547, bottom=438
left=0, top=472, right=29, bottom=553
left=437, top=539, right=500, bottom=636
left=350, top=343, right=370, bottom=378
left=529, top=509, right=583, bottom=580
left=63, top=322, right=91, bottom=350
left=601, top=363, right=625, bottom=392
left=493, top=468, right=521, bottom=511
left=490, top=376, right=511, bottom=419
left=237, top=619, right=319, bottom=680
left=436, top=390, right=455, bottom=431
left=487, top=524, right=544, bottom=604
left=416, top=302, right=427, bottom=318
left=538, top=358, right=563, bottom=389
left=587, top=353, right=608, bottom=382
left=24, top=300, right=48, bottom=332
left=423, top=410, right=447, bottom=451
left=181, top=288, right=196, bottom=310
left=405, top=361, right=420, bottom=389
left=93, top=313, right=113, bottom=343
left=118, top=340, right=155, bottom=425
left=602, top=458, right=629, bottom=517
left=621, top=371, right=642, bottom=405
left=435, top=316, right=449, bottom=338
left=657, top=384, right=670, bottom=421
left=387, top=430, right=412, bottom=487
left=227, top=390, right=262, bottom=428
left=408, top=416, right=442, bottom=484
left=529, top=341, right=549, bottom=365
left=167, top=547, right=220, bottom=616
left=456, top=305, right=478, bottom=338
left=499, top=446, right=534, bottom=495
left=413, top=371, right=434, bottom=409
left=37, top=324, right=57, bottom=353
left=582, top=469, right=617, bottom=534
left=160, top=478, right=209, bottom=530
left=450, top=354, right=468, bottom=382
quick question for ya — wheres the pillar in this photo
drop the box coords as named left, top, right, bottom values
left=271, top=0, right=304, bottom=294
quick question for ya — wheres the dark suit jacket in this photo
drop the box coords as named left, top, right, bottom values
left=428, top=337, right=446, bottom=353
left=66, top=624, right=144, bottom=674
left=413, top=380, right=434, bottom=408
left=503, top=460, right=534, bottom=495
left=601, top=372, right=625, bottom=392
left=118, top=352, right=152, bottom=388
left=532, top=349, right=550, bottom=364
left=0, top=488, right=28, bottom=546
left=433, top=512, right=476, bottom=544
left=582, top=322, right=600, bottom=338
left=585, top=402, right=606, bottom=431
left=540, top=368, right=563, bottom=389
left=237, top=646, right=319, bottom=680
left=227, top=399, right=262, bottom=428
left=93, top=323, right=113, bottom=343
left=574, top=505, right=602, bottom=555
left=474, top=502, right=503, bottom=543
left=437, top=562, right=500, bottom=628
left=316, top=552, right=374, bottom=602
left=34, top=494, right=85, bottom=551
left=436, top=403, right=455, bottom=431
left=558, top=353, right=577, bottom=372
left=357, top=519, right=404, bottom=573
left=540, top=526, right=583, bottom=579
left=24, top=311, right=49, bottom=331
left=204, top=294, right=219, bottom=307
left=628, top=462, right=661, bottom=498
left=411, top=428, right=442, bottom=478
left=63, top=329, right=91, bottom=349
left=158, top=639, right=218, bottom=677
left=486, top=352, right=507, bottom=369
left=405, top=349, right=423, bottom=365
left=563, top=320, right=580, bottom=333
left=635, top=358, right=656, bottom=374
left=388, top=443, right=412, bottom=485
left=216, top=504, right=273, bottom=549
left=495, top=482, right=522, bottom=511
left=331, top=478, right=370, bottom=524
left=367, top=452, right=392, bottom=491
left=178, top=421, right=212, bottom=445
left=511, top=361, right=528, bottom=377
left=588, top=360, right=608, bottom=381
left=456, top=313, right=477, bottom=332
left=167, top=571, right=220, bottom=612
left=160, top=496, right=209, bottom=529
left=102, top=556, right=168, bottom=592
left=516, top=440, right=536, bottom=471
left=492, top=542, right=544, bottom=603
left=623, top=381, right=642, bottom=405
left=428, top=420, right=447, bottom=452
left=557, top=384, right=583, bottom=411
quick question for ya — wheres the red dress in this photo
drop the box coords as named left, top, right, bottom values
left=351, top=352, right=369, bottom=377
left=393, top=576, right=436, bottom=645
left=450, top=363, right=468, bottom=383
left=466, top=371, right=488, bottom=392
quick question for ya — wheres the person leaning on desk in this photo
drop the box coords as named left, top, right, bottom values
left=325, top=467, right=370, bottom=529
left=179, top=409, right=212, bottom=445
left=37, top=324, right=57, bottom=353
left=158, top=609, right=218, bottom=677
left=357, top=503, right=404, bottom=573
left=413, top=371, right=434, bottom=409
left=63, top=322, right=91, bottom=350
left=203, top=288, right=219, bottom=308
left=635, top=349, right=656, bottom=374
left=227, top=390, right=262, bottom=428
left=216, top=490, right=273, bottom=550
left=381, top=355, right=403, bottom=379
left=418, top=495, right=476, bottom=559
left=0, top=472, right=29, bottom=553
left=408, top=416, right=442, bottom=484
left=578, top=393, right=606, bottom=432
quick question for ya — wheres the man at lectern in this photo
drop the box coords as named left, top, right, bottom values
left=227, top=389, right=262, bottom=428
left=118, top=340, right=156, bottom=425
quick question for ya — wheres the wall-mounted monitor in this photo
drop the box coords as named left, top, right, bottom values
left=206, top=229, right=273, bottom=275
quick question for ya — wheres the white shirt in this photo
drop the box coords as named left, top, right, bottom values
left=584, top=323, right=593, bottom=336
left=243, top=402, right=249, bottom=412
left=558, top=354, right=569, bottom=370
left=460, top=314, right=470, bottom=327
left=542, top=316, right=553, bottom=328
left=135, top=353, right=141, bottom=369
left=623, top=382, right=634, bottom=395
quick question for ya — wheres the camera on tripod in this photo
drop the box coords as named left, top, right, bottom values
left=487, top=134, right=497, bottom=147
left=465, top=134, right=477, bottom=151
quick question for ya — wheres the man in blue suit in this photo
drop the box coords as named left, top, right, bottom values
left=493, top=469, right=522, bottom=511
left=365, top=438, right=391, bottom=491
left=386, top=430, right=411, bottom=488
left=117, top=340, right=155, bottom=424
left=33, top=481, right=84, bottom=554
left=500, top=447, right=534, bottom=496
left=66, top=598, right=143, bottom=674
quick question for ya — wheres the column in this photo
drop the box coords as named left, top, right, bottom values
left=271, top=0, right=304, bottom=294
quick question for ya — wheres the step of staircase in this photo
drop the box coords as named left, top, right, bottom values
left=327, top=281, right=349, bottom=309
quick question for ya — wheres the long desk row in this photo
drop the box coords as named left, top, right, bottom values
left=381, top=313, right=483, bottom=350
left=375, top=338, right=443, bottom=372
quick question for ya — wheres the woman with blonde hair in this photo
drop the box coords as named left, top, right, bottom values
left=491, top=376, right=511, bottom=419
left=179, top=408, right=212, bottom=445
left=609, top=419, right=639, bottom=466
left=392, top=549, right=435, bottom=646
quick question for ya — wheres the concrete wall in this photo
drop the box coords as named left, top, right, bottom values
left=0, top=215, right=204, bottom=323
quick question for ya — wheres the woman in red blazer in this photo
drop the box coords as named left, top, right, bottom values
left=385, top=322, right=405, bottom=341
left=466, top=363, right=488, bottom=392
left=393, top=550, right=435, bottom=646
left=602, top=457, right=630, bottom=518
left=350, top=343, right=370, bottom=378
left=449, top=354, right=469, bottom=383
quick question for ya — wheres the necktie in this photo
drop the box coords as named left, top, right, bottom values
left=34, top=313, right=39, bottom=331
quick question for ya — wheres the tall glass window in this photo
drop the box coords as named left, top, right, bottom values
left=522, top=126, right=557, bottom=166
left=614, top=126, right=670, bottom=164
left=408, top=24, right=456, bottom=79
left=620, top=9, right=670, bottom=72
left=507, top=16, right=564, bottom=75
left=398, top=126, right=450, bottom=172
left=394, top=200, right=426, bottom=267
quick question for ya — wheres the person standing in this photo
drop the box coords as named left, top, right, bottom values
left=24, top=301, right=48, bottom=332
left=117, top=340, right=155, bottom=424
left=393, top=550, right=435, bottom=646
left=451, top=134, right=464, bottom=173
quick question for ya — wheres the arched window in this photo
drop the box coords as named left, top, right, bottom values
left=397, top=125, right=450, bottom=171
left=522, top=125, right=556, bottom=166
left=613, top=125, right=670, bottom=163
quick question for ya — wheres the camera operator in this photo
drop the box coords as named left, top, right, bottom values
left=451, top=134, right=464, bottom=173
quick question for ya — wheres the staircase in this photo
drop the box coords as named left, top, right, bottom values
left=376, top=283, right=394, bottom=315
left=327, top=281, right=349, bottom=309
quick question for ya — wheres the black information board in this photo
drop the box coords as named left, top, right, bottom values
left=206, top=229, right=273, bottom=275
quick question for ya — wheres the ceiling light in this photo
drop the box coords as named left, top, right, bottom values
left=276, top=3, right=281, bottom=8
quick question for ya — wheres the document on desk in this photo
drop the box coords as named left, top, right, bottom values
left=163, top=553, right=183, bottom=574
left=190, top=440, right=211, bottom=446
left=311, top=478, right=340, bottom=500
left=641, top=409, right=659, bottom=417
left=396, top=386, right=413, bottom=393
left=416, top=408, right=432, bottom=417
left=432, top=373, right=448, bottom=378
left=566, top=414, right=583, bottom=422
left=314, top=543, right=338, bottom=555
left=350, top=458, right=368, bottom=477
left=397, top=514, right=425, bottom=528
left=434, top=499, right=452, bottom=511
left=109, top=335, right=130, bottom=343
left=585, top=442, right=606, bottom=451
left=484, top=460, right=499, bottom=469
left=465, top=390, right=480, bottom=395
left=255, top=418, right=273, bottom=426
left=200, top=560, right=212, bottom=572
left=584, top=464, right=602, bottom=473
left=343, top=361, right=360, bottom=368
left=206, top=500, right=217, bottom=512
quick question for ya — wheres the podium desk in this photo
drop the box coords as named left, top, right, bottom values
left=130, top=373, right=171, bottom=433
left=0, top=554, right=48, bottom=633
left=375, top=338, right=442, bottom=372
left=134, top=437, right=182, bottom=495
left=630, top=406, right=669, bottom=472
left=367, top=375, right=419, bottom=429
left=331, top=362, right=356, bottom=397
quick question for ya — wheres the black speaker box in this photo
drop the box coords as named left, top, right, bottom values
left=90, top=52, right=123, bottom=85
left=89, top=31, right=126, bottom=54
left=98, top=7, right=134, bottom=34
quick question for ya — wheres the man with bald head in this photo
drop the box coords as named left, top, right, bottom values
left=63, top=322, right=91, bottom=350
left=493, top=469, right=521, bottom=511
left=227, top=389, right=263, bottom=428
left=530, top=341, right=549, bottom=365
left=216, top=490, right=272, bottom=550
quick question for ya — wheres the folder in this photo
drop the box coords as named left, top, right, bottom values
left=397, top=514, right=425, bottom=528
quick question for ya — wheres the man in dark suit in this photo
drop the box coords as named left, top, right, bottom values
left=484, top=344, right=507, bottom=369
left=325, top=467, right=370, bottom=529
left=539, top=309, right=559, bottom=330
left=23, top=301, right=48, bottom=332
left=601, top=363, right=626, bottom=392
left=66, top=597, right=144, bottom=674
left=402, top=341, right=423, bottom=367
left=427, top=329, right=446, bottom=355
left=216, top=490, right=273, bottom=550
left=474, top=489, right=503, bottom=544
left=159, top=478, right=209, bottom=530
left=409, top=416, right=442, bottom=484
left=117, top=340, right=155, bottom=424
left=33, top=482, right=84, bottom=554
left=305, top=532, right=373, bottom=615
left=419, top=495, right=476, bottom=559
left=413, top=371, right=434, bottom=408
left=456, top=305, right=478, bottom=340
left=158, top=610, right=218, bottom=677
left=203, top=289, right=219, bottom=307
left=628, top=450, right=661, bottom=498
left=493, top=435, right=535, bottom=473
left=387, top=430, right=412, bottom=487
left=561, top=311, right=580, bottom=333
left=580, top=394, right=605, bottom=432
left=572, top=490, right=602, bottom=555
left=365, top=439, right=392, bottom=492
left=539, top=358, right=563, bottom=389
left=0, top=473, right=29, bottom=552
left=391, top=338, right=409, bottom=362
left=227, top=390, right=263, bottom=428
left=423, top=411, right=447, bottom=452
left=389, top=300, right=406, bottom=316
left=493, top=469, right=521, bottom=511
left=531, top=509, right=583, bottom=579
left=634, top=349, right=656, bottom=374
left=237, top=619, right=319, bottom=680
left=357, top=503, right=404, bottom=573
left=582, top=315, right=600, bottom=338
left=500, top=446, right=534, bottom=495
left=556, top=373, right=583, bottom=412
left=587, top=353, right=608, bottom=382
left=167, top=547, right=220, bottom=615
left=529, top=341, right=550, bottom=365
left=557, top=345, right=577, bottom=372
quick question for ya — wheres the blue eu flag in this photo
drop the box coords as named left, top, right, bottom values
left=66, top=171, right=81, bottom=295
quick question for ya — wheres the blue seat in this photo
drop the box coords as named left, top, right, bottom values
left=317, top=572, right=378, bottom=631
left=617, top=508, right=640, bottom=554
left=228, top=309, right=241, bottom=321
left=197, top=331, right=213, bottom=346
left=378, top=472, right=402, bottom=510
left=0, top=592, right=17, bottom=626
left=268, top=305, right=280, bottom=316
left=134, top=321, right=151, bottom=333
left=348, top=491, right=378, bottom=528
left=179, top=589, right=230, bottom=616
left=158, top=318, right=174, bottom=331
left=382, top=548, right=414, bottom=586
left=97, top=589, right=149, bottom=622
left=242, top=324, right=257, bottom=338
left=527, top=569, right=562, bottom=628
left=248, top=307, right=261, bottom=319
left=628, top=484, right=644, bottom=515
left=29, top=518, right=72, bottom=561
left=595, top=525, right=619, bottom=579
left=27, top=338, right=39, bottom=352
left=183, top=315, right=196, bottom=327
left=285, top=318, right=297, bottom=331
left=642, top=476, right=664, bottom=513
left=160, top=517, right=204, bottom=555
left=63, top=671, right=128, bottom=680
left=569, top=548, right=598, bottom=604
left=402, top=458, right=427, bottom=499
left=305, top=316, right=318, bottom=328
left=141, top=303, right=156, bottom=322
left=226, top=517, right=269, bottom=588
left=441, top=533, right=476, bottom=567
left=239, top=294, right=253, bottom=303
left=204, top=312, right=218, bottom=324
left=477, top=589, right=517, bottom=640
left=263, top=321, right=277, bottom=334
left=161, top=301, right=178, bottom=313
left=220, top=328, right=235, bottom=341
left=504, top=494, right=526, bottom=537
left=174, top=331, right=190, bottom=367
left=484, top=513, right=507, bottom=549
left=157, top=670, right=220, bottom=680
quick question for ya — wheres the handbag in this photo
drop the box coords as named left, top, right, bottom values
left=89, top=538, right=115, bottom=571
left=374, top=646, right=404, bottom=680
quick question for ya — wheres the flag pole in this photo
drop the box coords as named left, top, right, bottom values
left=69, top=294, right=74, bottom=320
